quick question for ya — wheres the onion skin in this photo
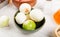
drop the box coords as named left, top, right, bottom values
left=12, top=0, right=36, bottom=8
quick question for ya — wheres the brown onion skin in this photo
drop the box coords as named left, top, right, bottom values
left=12, top=0, right=36, bottom=8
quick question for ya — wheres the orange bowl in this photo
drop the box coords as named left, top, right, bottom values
left=12, top=0, right=36, bottom=8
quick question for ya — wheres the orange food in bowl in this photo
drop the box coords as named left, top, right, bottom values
left=12, top=0, right=36, bottom=8
left=54, top=9, right=60, bottom=25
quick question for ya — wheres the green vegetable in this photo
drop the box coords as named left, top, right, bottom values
left=23, top=20, right=36, bottom=30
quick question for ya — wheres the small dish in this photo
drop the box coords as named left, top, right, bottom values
left=14, top=10, right=45, bottom=31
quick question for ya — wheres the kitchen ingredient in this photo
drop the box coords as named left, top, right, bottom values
left=15, top=12, right=27, bottom=24
left=0, top=0, right=5, bottom=3
left=26, top=14, right=31, bottom=20
left=0, top=16, right=9, bottom=28
left=54, top=9, right=60, bottom=25
left=58, top=31, right=60, bottom=36
left=30, top=9, right=44, bottom=22
left=54, top=26, right=60, bottom=37
left=8, top=0, right=12, bottom=4
left=19, top=3, right=31, bottom=14
left=23, top=20, right=36, bottom=30
left=12, top=0, right=36, bottom=8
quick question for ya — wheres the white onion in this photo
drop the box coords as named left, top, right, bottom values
left=19, top=3, right=31, bottom=14
left=15, top=12, right=27, bottom=24
left=30, top=9, right=44, bottom=22
left=0, top=16, right=9, bottom=28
